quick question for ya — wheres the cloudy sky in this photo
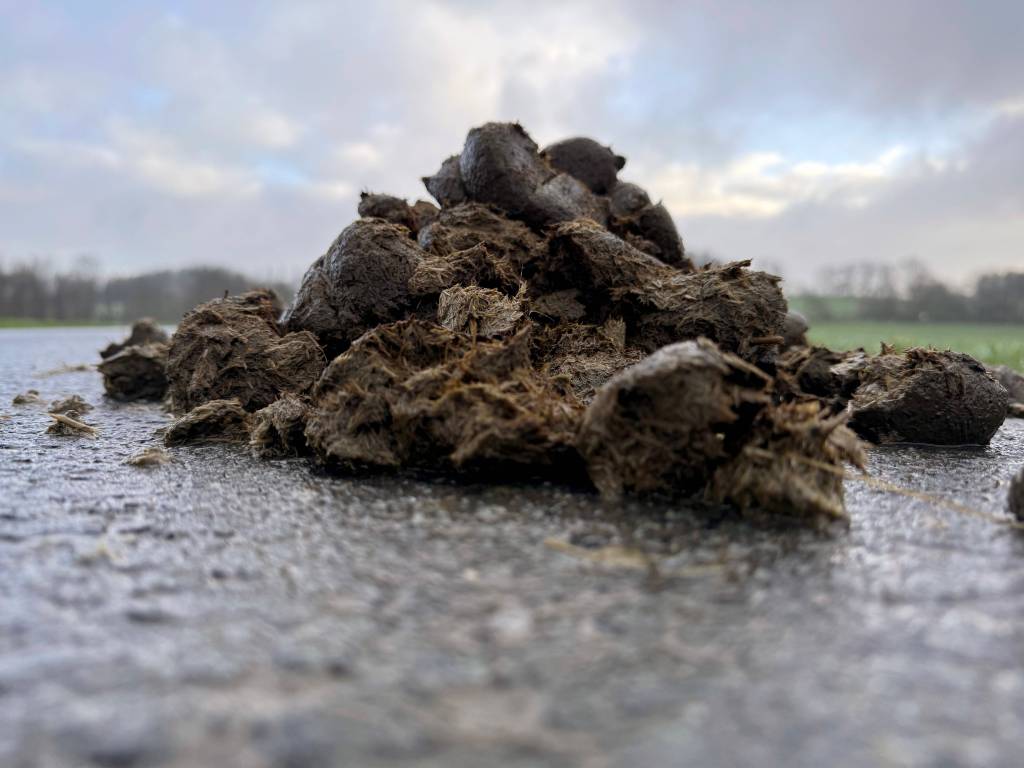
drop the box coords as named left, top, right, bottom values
left=1, top=0, right=1021, bottom=288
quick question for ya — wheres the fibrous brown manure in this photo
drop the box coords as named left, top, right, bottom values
left=98, top=343, right=169, bottom=401
left=168, top=289, right=325, bottom=414
left=530, top=320, right=645, bottom=404
left=164, top=399, right=252, bottom=446
left=1010, top=467, right=1024, bottom=521
left=416, top=203, right=544, bottom=275
left=250, top=394, right=311, bottom=459
left=847, top=348, right=1007, bottom=445
left=777, top=344, right=1012, bottom=446
left=990, top=364, right=1024, bottom=400
left=305, top=320, right=583, bottom=479
left=49, top=394, right=93, bottom=415
left=46, top=410, right=97, bottom=437
left=577, top=338, right=771, bottom=500
left=286, top=121, right=716, bottom=365
left=437, top=285, right=524, bottom=338
left=538, top=220, right=787, bottom=359
left=409, top=242, right=522, bottom=301
left=707, top=402, right=865, bottom=522
left=577, top=338, right=864, bottom=520
left=826, top=349, right=872, bottom=397
left=422, top=155, right=467, bottom=208
left=776, top=345, right=856, bottom=406
left=100, top=318, right=168, bottom=359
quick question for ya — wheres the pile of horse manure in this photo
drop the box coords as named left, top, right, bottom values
left=107, top=121, right=1013, bottom=524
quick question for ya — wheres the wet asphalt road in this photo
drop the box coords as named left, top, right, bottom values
left=2, top=327, right=1024, bottom=768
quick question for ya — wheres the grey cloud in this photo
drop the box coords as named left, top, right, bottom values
left=633, top=1, right=1024, bottom=116
left=0, top=0, right=1021, bottom=287
left=681, top=111, right=1024, bottom=288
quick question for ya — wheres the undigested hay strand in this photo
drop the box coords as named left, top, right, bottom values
left=781, top=450, right=1024, bottom=530
left=48, top=412, right=98, bottom=436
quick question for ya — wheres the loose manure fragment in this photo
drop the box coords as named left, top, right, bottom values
left=125, top=447, right=173, bottom=467
left=164, top=399, right=252, bottom=446
left=46, top=411, right=97, bottom=437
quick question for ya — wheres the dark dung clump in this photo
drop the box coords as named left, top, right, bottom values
left=283, top=220, right=424, bottom=358
left=541, top=137, right=625, bottom=195
left=100, top=318, right=169, bottom=360
left=168, top=289, right=325, bottom=414
left=848, top=348, right=1007, bottom=445
left=357, top=192, right=438, bottom=236
left=98, top=343, right=169, bottom=402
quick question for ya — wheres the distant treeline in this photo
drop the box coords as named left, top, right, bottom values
left=0, top=262, right=294, bottom=324
left=795, top=261, right=1024, bottom=324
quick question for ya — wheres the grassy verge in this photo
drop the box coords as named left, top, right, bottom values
left=809, top=322, right=1024, bottom=369
left=788, top=294, right=861, bottom=321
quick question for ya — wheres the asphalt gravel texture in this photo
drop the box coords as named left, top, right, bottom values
left=2, top=327, right=1024, bottom=768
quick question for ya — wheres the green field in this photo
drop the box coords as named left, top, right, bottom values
left=788, top=295, right=861, bottom=321
left=809, top=322, right=1024, bottom=369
